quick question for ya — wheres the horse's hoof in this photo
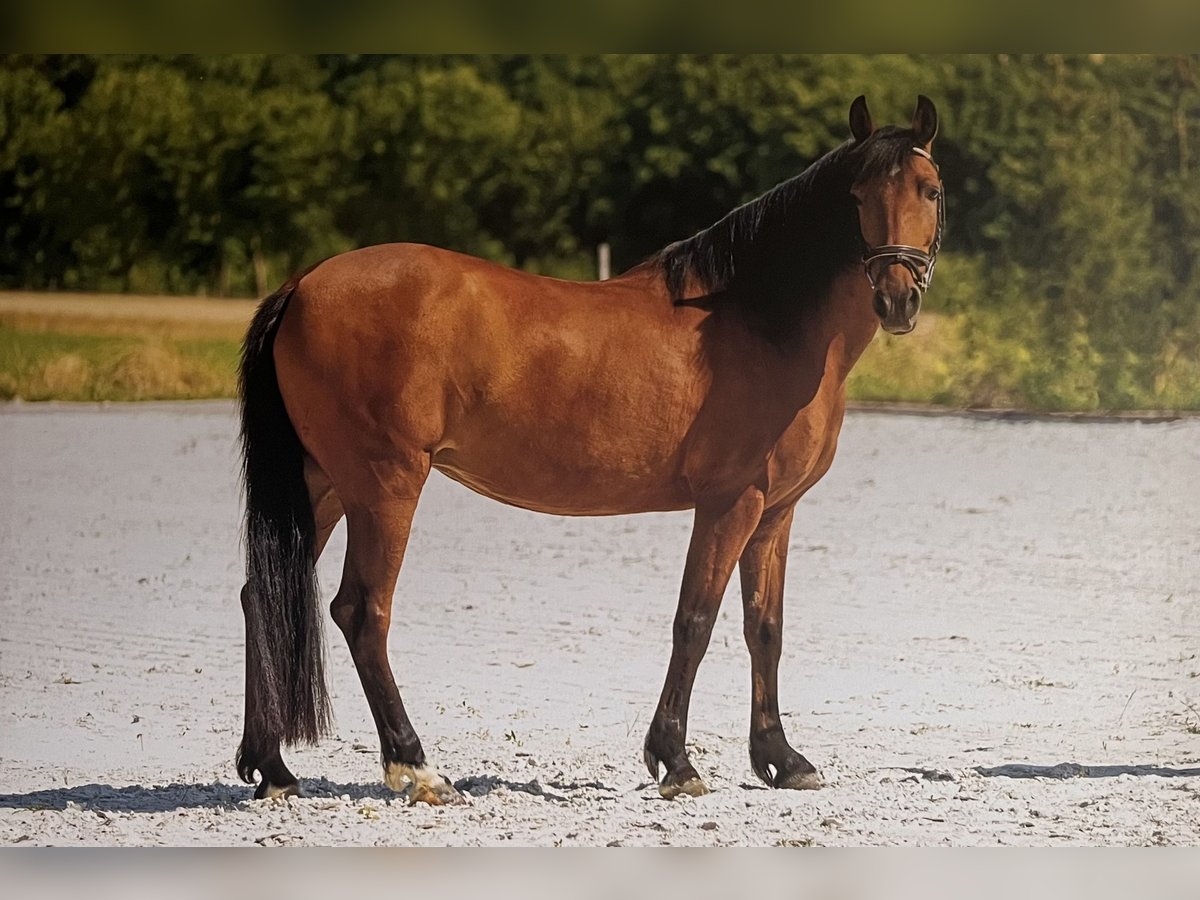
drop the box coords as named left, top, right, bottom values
left=404, top=779, right=467, bottom=807
left=776, top=769, right=824, bottom=791
left=255, top=781, right=302, bottom=800
left=659, top=775, right=710, bottom=800
left=384, top=761, right=466, bottom=806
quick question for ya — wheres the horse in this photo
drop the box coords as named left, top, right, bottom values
left=234, top=94, right=943, bottom=804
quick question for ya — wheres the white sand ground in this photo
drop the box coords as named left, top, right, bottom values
left=0, top=402, right=1197, bottom=846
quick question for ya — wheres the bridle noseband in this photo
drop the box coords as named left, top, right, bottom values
left=861, top=146, right=944, bottom=293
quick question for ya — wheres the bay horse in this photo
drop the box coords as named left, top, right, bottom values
left=235, top=95, right=943, bottom=804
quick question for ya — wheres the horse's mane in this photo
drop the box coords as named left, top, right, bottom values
left=653, top=126, right=918, bottom=320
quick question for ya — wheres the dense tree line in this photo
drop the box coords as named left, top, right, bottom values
left=1, top=54, right=1197, bottom=407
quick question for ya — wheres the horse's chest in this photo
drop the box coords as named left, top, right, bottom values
left=763, top=396, right=847, bottom=506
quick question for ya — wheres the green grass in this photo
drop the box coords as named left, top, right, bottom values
left=0, top=322, right=241, bottom=401
left=849, top=312, right=968, bottom=407
left=851, top=310, right=1200, bottom=413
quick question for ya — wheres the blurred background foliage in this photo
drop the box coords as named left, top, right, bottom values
left=1, top=54, right=1198, bottom=410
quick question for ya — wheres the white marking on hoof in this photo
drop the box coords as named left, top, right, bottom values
left=258, top=782, right=302, bottom=801
left=777, top=769, right=824, bottom=790
left=659, top=776, right=710, bottom=800
left=383, top=761, right=466, bottom=806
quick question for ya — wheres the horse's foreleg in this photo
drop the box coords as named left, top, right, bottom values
left=644, top=487, right=766, bottom=798
left=739, top=504, right=822, bottom=790
left=331, top=475, right=464, bottom=806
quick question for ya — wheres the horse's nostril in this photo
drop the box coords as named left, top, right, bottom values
left=905, top=288, right=921, bottom=320
left=872, top=291, right=890, bottom=320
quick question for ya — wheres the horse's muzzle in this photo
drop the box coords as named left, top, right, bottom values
left=873, top=286, right=920, bottom=335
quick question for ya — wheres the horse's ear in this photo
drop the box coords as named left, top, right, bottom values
left=912, top=95, right=938, bottom=147
left=849, top=95, right=873, bottom=142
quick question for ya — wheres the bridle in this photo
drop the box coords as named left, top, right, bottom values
left=860, top=146, right=944, bottom=293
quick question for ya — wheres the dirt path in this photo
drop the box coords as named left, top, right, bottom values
left=0, top=291, right=256, bottom=325
left=1, top=403, right=1197, bottom=845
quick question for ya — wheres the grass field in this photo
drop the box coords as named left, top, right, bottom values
left=0, top=290, right=1193, bottom=411
left=0, top=293, right=254, bottom=401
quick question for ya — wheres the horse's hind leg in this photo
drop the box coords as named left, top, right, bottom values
left=238, top=583, right=297, bottom=798
left=330, top=460, right=463, bottom=806
left=239, top=459, right=344, bottom=799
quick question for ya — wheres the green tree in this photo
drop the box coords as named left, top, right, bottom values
left=335, top=57, right=523, bottom=262
left=0, top=60, right=74, bottom=288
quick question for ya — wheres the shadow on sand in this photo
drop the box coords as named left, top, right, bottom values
left=11, top=763, right=1184, bottom=814
left=0, top=773, right=619, bottom=814
left=974, top=762, right=1200, bottom=780
left=0, top=778, right=394, bottom=814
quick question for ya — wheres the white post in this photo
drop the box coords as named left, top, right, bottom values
left=597, top=242, right=611, bottom=281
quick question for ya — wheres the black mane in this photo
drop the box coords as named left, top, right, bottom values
left=654, top=126, right=918, bottom=324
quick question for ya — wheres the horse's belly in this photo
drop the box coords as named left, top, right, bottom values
left=430, top=436, right=693, bottom=516
left=429, top=330, right=705, bottom=514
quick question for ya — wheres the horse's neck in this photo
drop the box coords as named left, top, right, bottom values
left=789, top=270, right=880, bottom=392
left=827, top=273, right=880, bottom=379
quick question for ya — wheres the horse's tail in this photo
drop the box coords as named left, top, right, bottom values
left=235, top=279, right=331, bottom=782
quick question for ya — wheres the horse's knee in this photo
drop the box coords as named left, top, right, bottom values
left=672, top=608, right=715, bottom=647
left=744, top=615, right=781, bottom=650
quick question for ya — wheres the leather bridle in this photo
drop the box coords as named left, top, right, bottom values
left=861, top=146, right=944, bottom=293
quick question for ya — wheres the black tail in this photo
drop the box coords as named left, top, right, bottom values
left=235, top=280, right=331, bottom=782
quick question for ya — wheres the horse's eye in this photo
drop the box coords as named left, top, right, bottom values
left=926, top=187, right=941, bottom=202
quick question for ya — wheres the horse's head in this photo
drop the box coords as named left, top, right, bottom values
left=848, top=95, right=943, bottom=335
